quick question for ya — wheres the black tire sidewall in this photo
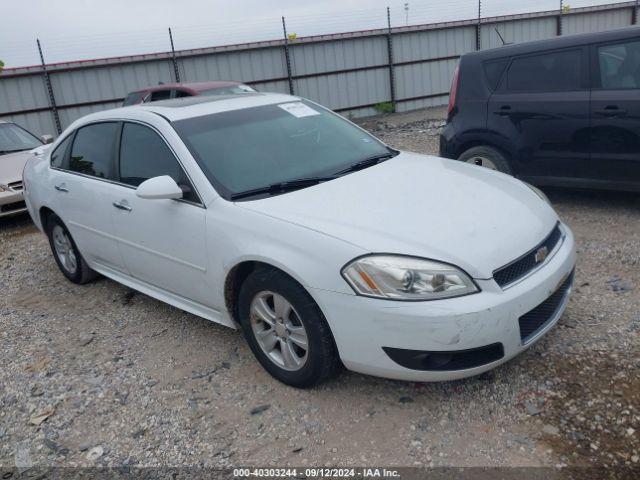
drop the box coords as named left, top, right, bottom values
left=46, top=214, right=84, bottom=283
left=459, top=146, right=512, bottom=175
left=238, top=268, right=336, bottom=388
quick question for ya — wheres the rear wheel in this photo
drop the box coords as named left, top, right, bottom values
left=45, top=214, right=97, bottom=284
left=458, top=145, right=512, bottom=175
left=238, top=267, right=340, bottom=388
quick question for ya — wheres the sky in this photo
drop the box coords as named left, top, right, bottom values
left=0, top=0, right=616, bottom=68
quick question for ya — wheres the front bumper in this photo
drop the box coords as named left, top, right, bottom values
left=0, top=189, right=27, bottom=218
left=311, top=223, right=576, bottom=382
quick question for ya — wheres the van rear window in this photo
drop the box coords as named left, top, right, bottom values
left=483, top=59, right=508, bottom=91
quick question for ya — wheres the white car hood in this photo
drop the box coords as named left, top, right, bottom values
left=0, top=150, right=33, bottom=183
left=239, top=152, right=558, bottom=279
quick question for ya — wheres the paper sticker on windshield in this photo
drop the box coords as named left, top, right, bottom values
left=278, top=102, right=321, bottom=118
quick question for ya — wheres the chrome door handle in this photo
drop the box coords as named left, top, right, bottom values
left=54, top=184, right=68, bottom=193
left=112, top=201, right=132, bottom=212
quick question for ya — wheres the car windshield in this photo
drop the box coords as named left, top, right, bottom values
left=173, top=100, right=391, bottom=199
left=199, top=85, right=256, bottom=96
left=0, top=123, right=42, bottom=155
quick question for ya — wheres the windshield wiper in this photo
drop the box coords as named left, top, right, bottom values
left=230, top=175, right=338, bottom=200
left=333, top=151, right=399, bottom=176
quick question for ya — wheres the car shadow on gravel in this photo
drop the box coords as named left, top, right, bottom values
left=0, top=212, right=35, bottom=235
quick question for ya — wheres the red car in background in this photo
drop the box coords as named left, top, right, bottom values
left=122, top=81, right=257, bottom=106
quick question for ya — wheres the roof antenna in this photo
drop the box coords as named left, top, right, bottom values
left=495, top=27, right=507, bottom=46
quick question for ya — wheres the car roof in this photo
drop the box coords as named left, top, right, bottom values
left=129, top=81, right=245, bottom=94
left=465, top=25, right=640, bottom=61
left=73, top=92, right=302, bottom=124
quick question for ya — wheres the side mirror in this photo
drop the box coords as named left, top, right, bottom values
left=135, top=175, right=183, bottom=200
left=41, top=134, right=54, bottom=144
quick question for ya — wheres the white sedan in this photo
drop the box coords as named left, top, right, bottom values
left=23, top=93, right=576, bottom=387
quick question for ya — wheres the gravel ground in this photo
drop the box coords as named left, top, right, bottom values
left=1, top=106, right=638, bottom=474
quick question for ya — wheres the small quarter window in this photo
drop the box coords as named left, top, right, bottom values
left=50, top=135, right=72, bottom=169
left=483, top=59, right=508, bottom=91
left=69, top=123, right=118, bottom=179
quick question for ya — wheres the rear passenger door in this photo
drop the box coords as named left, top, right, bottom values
left=107, top=121, right=211, bottom=305
left=48, top=122, right=128, bottom=274
left=487, top=47, right=591, bottom=182
left=590, top=38, right=640, bottom=187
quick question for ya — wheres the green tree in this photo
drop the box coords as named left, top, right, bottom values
left=0, top=60, right=4, bottom=72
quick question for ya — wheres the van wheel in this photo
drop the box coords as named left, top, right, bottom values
left=46, top=214, right=98, bottom=284
left=238, top=267, right=341, bottom=388
left=459, top=146, right=512, bottom=175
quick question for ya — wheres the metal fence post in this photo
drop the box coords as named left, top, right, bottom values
left=386, top=7, right=397, bottom=112
left=476, top=0, right=482, bottom=50
left=37, top=39, right=61, bottom=135
left=633, top=0, right=638, bottom=25
left=168, top=28, right=181, bottom=83
left=557, top=0, right=564, bottom=36
left=281, top=17, right=295, bottom=95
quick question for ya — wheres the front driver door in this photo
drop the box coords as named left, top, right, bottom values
left=107, top=121, right=212, bottom=306
left=589, top=38, right=640, bottom=188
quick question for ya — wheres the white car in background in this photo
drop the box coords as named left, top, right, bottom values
left=22, top=93, right=576, bottom=387
left=0, top=120, right=52, bottom=218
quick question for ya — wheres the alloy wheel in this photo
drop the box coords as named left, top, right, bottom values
left=249, top=291, right=309, bottom=371
left=52, top=225, right=78, bottom=274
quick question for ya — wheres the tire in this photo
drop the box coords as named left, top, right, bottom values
left=458, top=145, right=512, bottom=175
left=45, top=213, right=98, bottom=284
left=238, top=267, right=341, bottom=388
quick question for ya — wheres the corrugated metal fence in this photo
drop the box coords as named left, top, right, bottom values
left=0, top=1, right=638, bottom=137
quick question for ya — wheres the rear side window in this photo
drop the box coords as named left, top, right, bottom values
left=50, top=135, right=72, bottom=169
left=598, top=40, right=640, bottom=89
left=507, top=49, right=582, bottom=92
left=119, top=122, right=199, bottom=203
left=69, top=123, right=118, bottom=179
left=175, top=90, right=192, bottom=98
left=483, top=59, right=508, bottom=91
left=150, top=89, right=172, bottom=102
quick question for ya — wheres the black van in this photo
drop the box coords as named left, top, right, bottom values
left=439, top=27, right=640, bottom=192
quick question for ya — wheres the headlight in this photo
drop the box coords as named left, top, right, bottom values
left=525, top=183, right=550, bottom=205
left=341, top=254, right=479, bottom=301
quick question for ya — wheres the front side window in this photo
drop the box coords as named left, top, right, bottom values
left=69, top=123, right=118, bottom=179
left=0, top=123, right=42, bottom=155
left=507, top=49, right=582, bottom=92
left=119, top=123, right=199, bottom=203
left=150, top=89, right=172, bottom=102
left=50, top=135, right=73, bottom=169
left=173, top=100, right=391, bottom=199
left=598, top=40, right=640, bottom=89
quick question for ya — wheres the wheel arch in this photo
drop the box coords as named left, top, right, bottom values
left=224, top=258, right=317, bottom=326
left=38, top=206, right=57, bottom=232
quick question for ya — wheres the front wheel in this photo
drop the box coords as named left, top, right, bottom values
left=458, top=145, right=512, bottom=175
left=46, top=214, right=97, bottom=284
left=238, top=267, right=341, bottom=388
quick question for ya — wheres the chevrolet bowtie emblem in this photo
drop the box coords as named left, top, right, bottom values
left=534, top=246, right=549, bottom=263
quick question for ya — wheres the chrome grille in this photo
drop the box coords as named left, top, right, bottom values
left=493, top=223, right=563, bottom=288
